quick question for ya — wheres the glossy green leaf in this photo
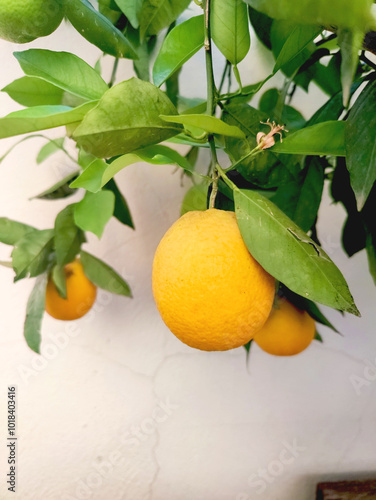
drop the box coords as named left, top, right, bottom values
left=81, top=250, right=132, bottom=297
left=12, top=229, right=54, bottom=281
left=101, top=144, right=195, bottom=186
left=33, top=171, right=79, bottom=200
left=248, top=6, right=273, bottom=49
left=0, top=218, right=36, bottom=245
left=0, top=102, right=96, bottom=140
left=222, top=102, right=300, bottom=187
left=243, top=0, right=375, bottom=31
left=54, top=205, right=81, bottom=267
left=64, top=0, right=137, bottom=59
left=74, top=191, right=115, bottom=238
left=105, top=179, right=134, bottom=229
left=281, top=285, right=339, bottom=333
left=234, top=189, right=359, bottom=315
left=52, top=264, right=67, bottom=299
left=211, top=0, right=250, bottom=65
left=14, top=50, right=109, bottom=101
left=271, top=157, right=324, bottom=232
left=70, top=159, right=108, bottom=192
left=2, top=76, right=64, bottom=107
left=24, top=273, right=48, bottom=354
left=272, top=121, right=346, bottom=156
left=345, top=80, right=376, bottom=210
left=160, top=114, right=246, bottom=138
left=181, top=183, right=209, bottom=215
left=36, top=138, right=65, bottom=164
left=99, top=0, right=122, bottom=24
left=338, top=28, right=364, bottom=106
left=73, top=78, right=182, bottom=158
left=273, top=24, right=320, bottom=74
left=153, top=15, right=204, bottom=87
left=139, top=0, right=191, bottom=39
left=115, top=0, right=142, bottom=28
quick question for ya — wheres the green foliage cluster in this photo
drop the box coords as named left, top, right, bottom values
left=0, top=0, right=376, bottom=352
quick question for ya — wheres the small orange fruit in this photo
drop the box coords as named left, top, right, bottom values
left=253, top=297, right=316, bottom=356
left=152, top=209, right=275, bottom=351
left=45, top=259, right=97, bottom=320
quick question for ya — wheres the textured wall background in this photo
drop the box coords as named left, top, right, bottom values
left=0, top=8, right=376, bottom=500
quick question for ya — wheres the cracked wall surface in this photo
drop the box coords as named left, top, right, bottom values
left=1, top=11, right=376, bottom=500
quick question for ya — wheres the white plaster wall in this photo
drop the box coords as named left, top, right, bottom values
left=0, top=10, right=376, bottom=500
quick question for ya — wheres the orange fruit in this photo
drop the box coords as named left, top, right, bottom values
left=253, top=297, right=316, bottom=356
left=152, top=209, right=275, bottom=351
left=0, top=0, right=64, bottom=44
left=46, top=259, right=97, bottom=320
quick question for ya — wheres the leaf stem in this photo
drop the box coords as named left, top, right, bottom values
left=223, top=146, right=263, bottom=173
left=204, top=0, right=216, bottom=116
left=109, top=58, right=119, bottom=88
left=204, top=0, right=220, bottom=207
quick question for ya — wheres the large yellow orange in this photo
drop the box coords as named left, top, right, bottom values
left=45, top=259, right=97, bottom=321
left=152, top=209, right=275, bottom=351
left=254, top=297, right=316, bottom=356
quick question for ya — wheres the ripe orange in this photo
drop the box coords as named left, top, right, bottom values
left=253, top=297, right=316, bottom=356
left=45, top=259, right=97, bottom=320
left=152, top=209, right=275, bottom=351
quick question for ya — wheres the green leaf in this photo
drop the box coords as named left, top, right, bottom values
left=52, top=264, right=67, bottom=299
left=70, top=159, right=108, bottom=193
left=99, top=0, right=122, bottom=23
left=248, top=6, right=273, bottom=49
left=181, top=183, right=209, bottom=215
left=271, top=157, right=324, bottom=232
left=314, top=331, right=323, bottom=342
left=12, top=229, right=54, bottom=281
left=234, top=189, right=359, bottom=315
left=81, top=250, right=132, bottom=297
left=64, top=0, right=137, bottom=59
left=74, top=191, right=115, bottom=238
left=14, top=50, right=109, bottom=101
left=54, top=205, right=81, bottom=267
left=272, top=24, right=320, bottom=75
left=243, top=0, right=376, bottom=31
left=24, top=273, right=48, bottom=354
left=222, top=102, right=300, bottom=187
left=338, top=28, right=364, bottom=106
left=160, top=114, right=246, bottom=138
left=282, top=286, right=339, bottom=333
left=153, top=15, right=204, bottom=87
left=36, top=138, right=65, bottom=164
left=115, top=0, right=142, bottom=28
left=32, top=171, right=79, bottom=200
left=0, top=102, right=97, bottom=140
left=366, top=234, right=376, bottom=286
left=101, top=144, right=196, bottom=186
left=139, top=0, right=191, bottom=39
left=211, top=0, right=250, bottom=65
left=272, top=121, right=346, bottom=156
left=345, top=80, right=376, bottom=210
left=2, top=76, right=64, bottom=107
left=0, top=218, right=36, bottom=246
left=73, top=78, right=182, bottom=158
left=105, top=179, right=134, bottom=228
